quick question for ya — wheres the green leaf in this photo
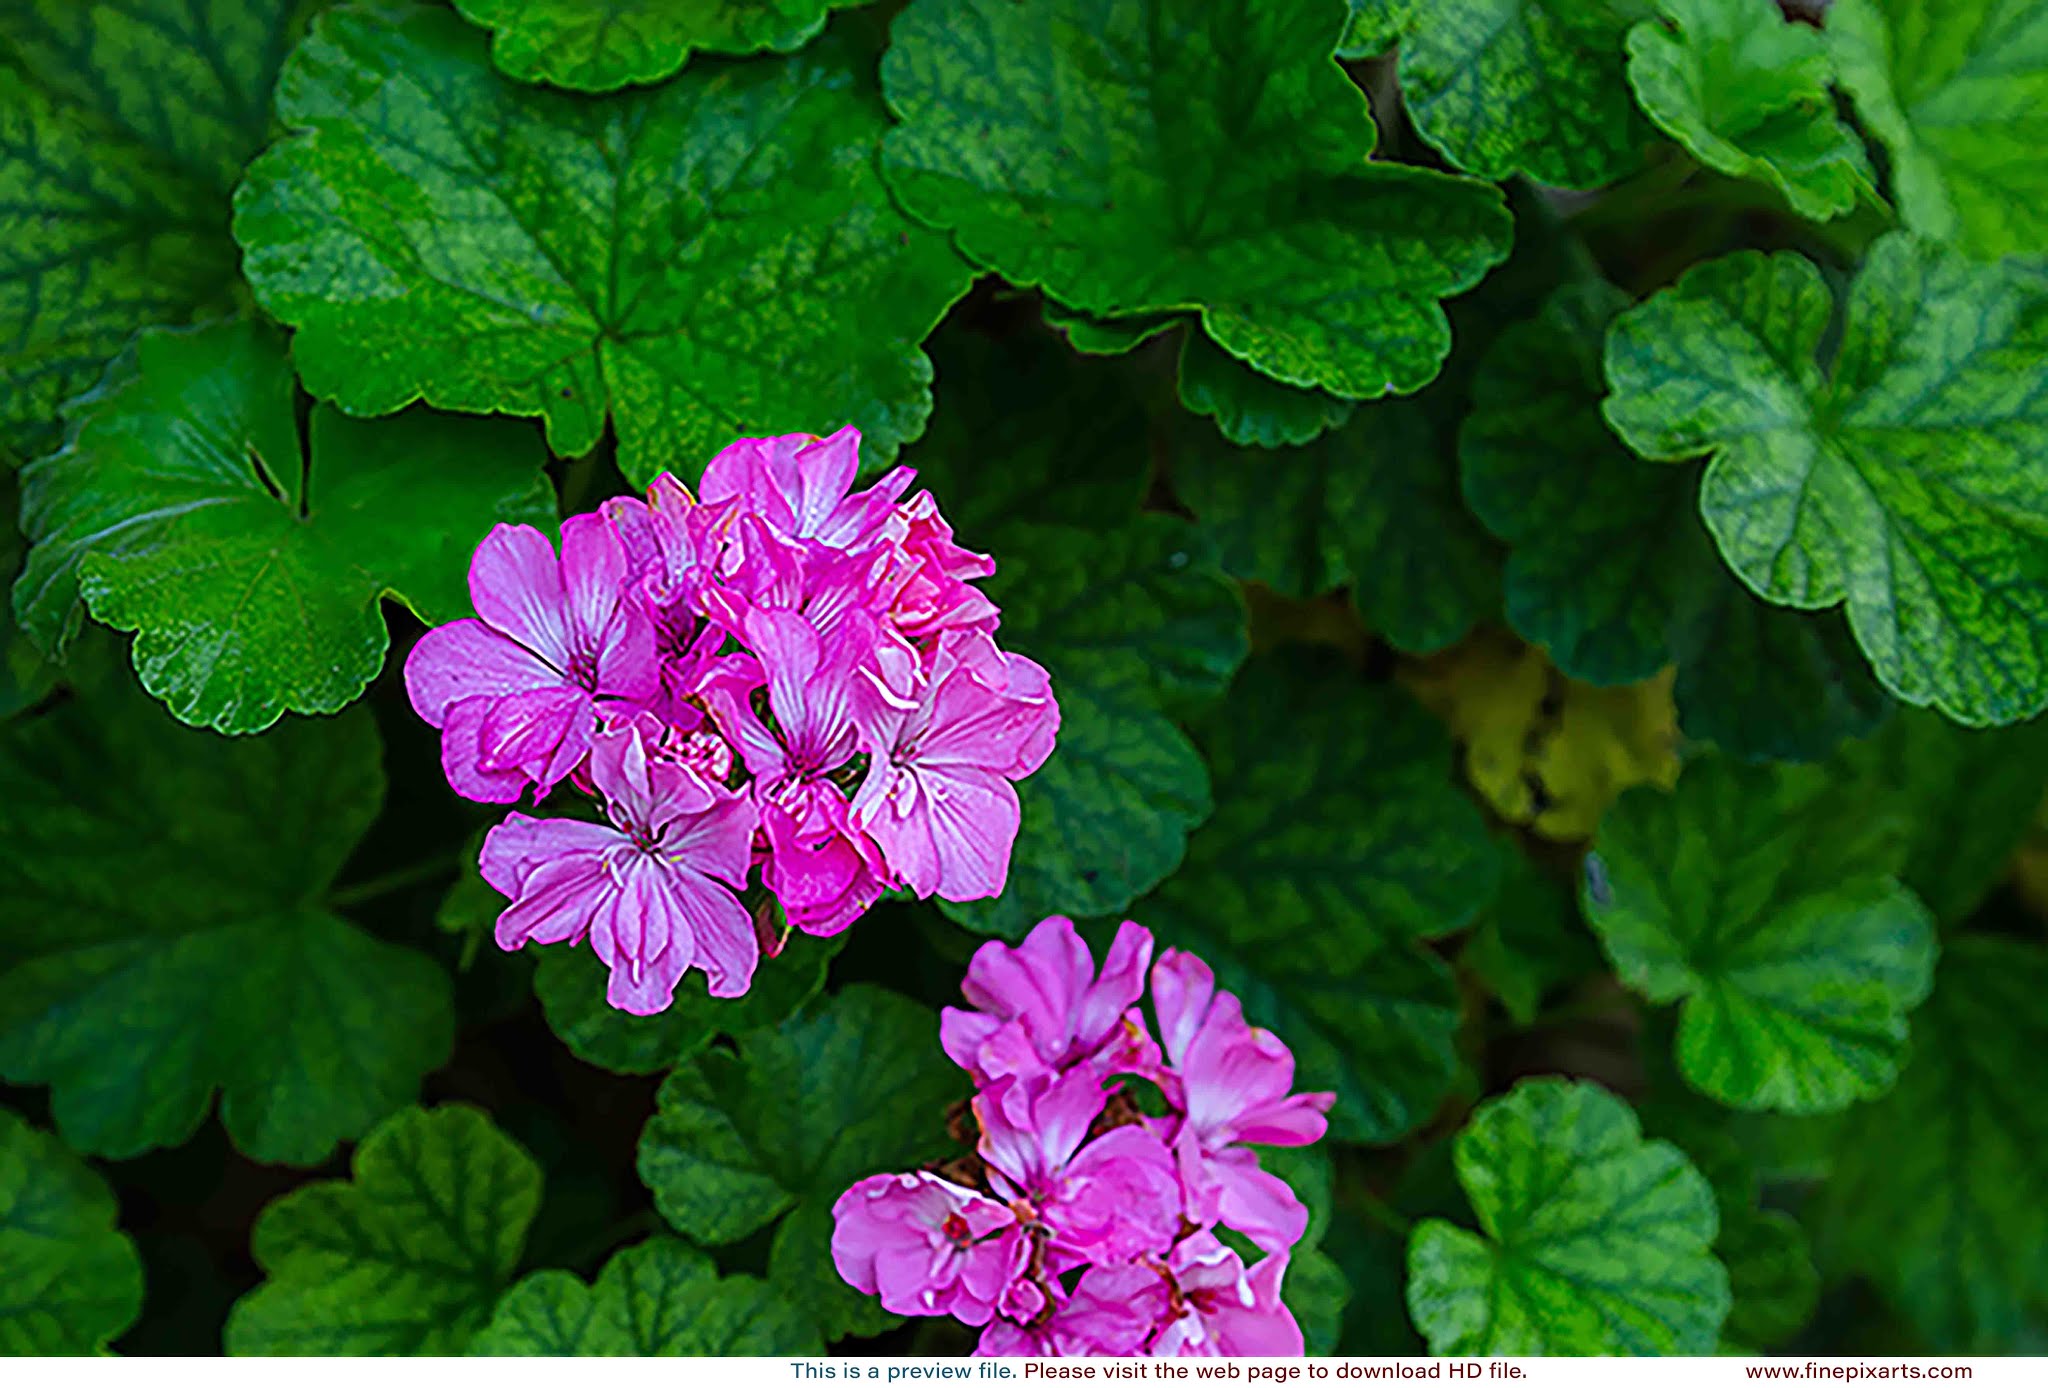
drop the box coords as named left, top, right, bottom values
left=881, top=0, right=1511, bottom=399
left=0, top=475, right=55, bottom=721
left=235, top=5, right=972, bottom=486
left=1643, top=1111, right=1819, bottom=1349
left=1406, top=1078, right=1730, bottom=1355
left=1719, top=1207, right=1820, bottom=1349
left=637, top=985, right=962, bottom=1340
left=1671, top=592, right=1893, bottom=764
left=1463, top=281, right=1715, bottom=685
left=14, top=318, right=554, bottom=733
left=1391, top=0, right=1648, bottom=188
left=1137, top=651, right=1499, bottom=1143
left=1177, top=400, right=1499, bottom=651
left=1843, top=709, right=2048, bottom=924
left=1040, top=299, right=1181, bottom=357
left=451, top=0, right=867, bottom=93
left=470, top=1238, right=822, bottom=1354
left=905, top=326, right=1153, bottom=535
left=0, top=677, right=454, bottom=1164
left=0, top=1108, right=143, bottom=1353
left=227, top=1105, right=542, bottom=1355
left=1338, top=0, right=1417, bottom=57
left=1462, top=279, right=1896, bottom=755
left=1814, top=937, right=2048, bottom=1351
left=1178, top=330, right=1356, bottom=450
left=1586, top=754, right=1936, bottom=1113
left=1603, top=235, right=2048, bottom=727
left=938, top=517, right=1246, bottom=940
left=1463, top=855, right=1601, bottom=1026
left=1830, top=0, right=2048, bottom=259
left=535, top=933, right=841, bottom=1075
left=0, top=0, right=322, bottom=465
left=1627, top=0, right=1873, bottom=222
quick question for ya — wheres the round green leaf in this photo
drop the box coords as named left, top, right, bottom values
left=1178, top=330, right=1356, bottom=450
left=1831, top=0, right=2048, bottom=259
left=1841, top=708, right=2048, bottom=925
left=234, top=4, right=973, bottom=485
left=227, top=1105, right=542, bottom=1355
left=1464, top=281, right=1716, bottom=685
left=1137, top=652, right=1499, bottom=1143
left=0, top=0, right=322, bottom=464
left=14, top=318, right=554, bottom=733
left=536, top=932, right=842, bottom=1075
left=1393, top=0, right=1648, bottom=189
left=637, top=985, right=963, bottom=1340
left=1815, top=937, right=2048, bottom=1351
left=452, top=0, right=868, bottom=93
left=938, top=517, right=1246, bottom=940
left=1040, top=299, right=1182, bottom=357
left=1406, top=1078, right=1731, bottom=1355
left=0, top=678, right=454, bottom=1164
left=882, top=0, right=1511, bottom=400
left=1627, top=0, right=1874, bottom=222
left=470, top=1238, right=822, bottom=1354
left=1586, top=754, right=1936, bottom=1113
left=0, top=1108, right=143, bottom=1353
left=1604, top=235, right=2048, bottom=727
left=1671, top=592, right=1893, bottom=764
left=1179, top=400, right=1499, bottom=651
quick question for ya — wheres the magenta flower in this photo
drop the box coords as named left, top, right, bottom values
left=942, top=917, right=1160, bottom=1086
left=829, top=1173, right=1027, bottom=1326
left=700, top=426, right=913, bottom=550
left=411, top=427, right=1058, bottom=1014
left=975, top=1070, right=1181, bottom=1266
left=480, top=720, right=757, bottom=1013
left=851, top=631, right=1059, bottom=901
left=975, top=1264, right=1158, bottom=1357
left=1153, top=950, right=1335, bottom=1252
left=1148, top=1235, right=1304, bottom=1357
left=406, top=518, right=657, bottom=803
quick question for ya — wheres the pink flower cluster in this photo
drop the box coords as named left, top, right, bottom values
left=404, top=428, right=1059, bottom=1015
left=832, top=917, right=1335, bottom=1356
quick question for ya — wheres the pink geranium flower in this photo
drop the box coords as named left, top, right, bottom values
left=405, top=517, right=657, bottom=802
left=830, top=1173, right=1027, bottom=1326
left=480, top=720, right=757, bottom=1013
left=1153, top=950, right=1335, bottom=1252
left=700, top=426, right=913, bottom=551
left=942, top=917, right=1160, bottom=1086
left=975, top=1070, right=1181, bottom=1266
left=852, top=630, right=1059, bottom=901
left=1149, top=1234, right=1304, bottom=1357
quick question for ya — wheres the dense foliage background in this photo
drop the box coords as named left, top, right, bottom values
left=4, top=0, right=2048, bottom=1359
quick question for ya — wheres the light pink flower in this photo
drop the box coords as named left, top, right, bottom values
left=851, top=631, right=1060, bottom=901
left=406, top=518, right=657, bottom=802
left=942, top=917, right=1160, bottom=1086
left=889, top=491, right=999, bottom=643
left=758, top=787, right=892, bottom=938
left=975, top=1070, right=1181, bottom=1266
left=830, top=1172, right=1027, bottom=1326
left=1153, top=951, right=1335, bottom=1252
left=480, top=720, right=757, bottom=1013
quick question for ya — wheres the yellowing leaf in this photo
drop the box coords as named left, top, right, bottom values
left=1402, top=629, right=1679, bottom=840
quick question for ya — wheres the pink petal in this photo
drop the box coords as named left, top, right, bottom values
left=469, top=523, right=570, bottom=666
left=494, top=854, right=609, bottom=951
left=404, top=619, right=558, bottom=727
left=479, top=813, right=623, bottom=897
left=439, top=697, right=535, bottom=804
